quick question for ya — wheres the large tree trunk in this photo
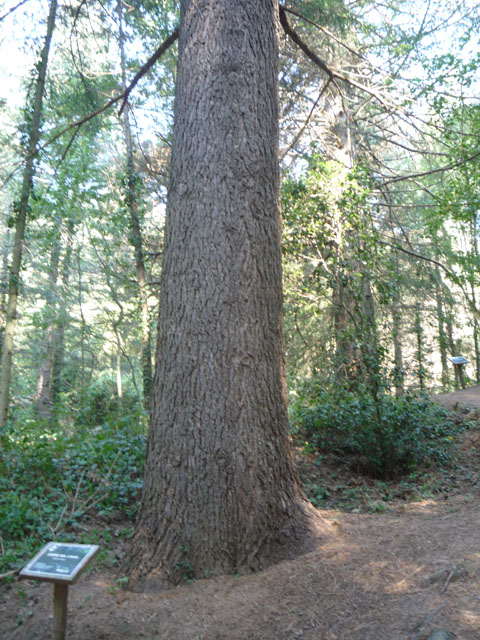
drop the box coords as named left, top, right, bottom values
left=127, top=0, right=317, bottom=591
left=0, top=0, right=57, bottom=428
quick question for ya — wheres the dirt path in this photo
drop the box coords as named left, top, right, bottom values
left=3, top=391, right=480, bottom=640
left=433, top=383, right=480, bottom=415
left=2, top=489, right=479, bottom=640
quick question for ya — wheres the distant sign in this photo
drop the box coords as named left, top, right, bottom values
left=20, top=542, right=99, bottom=584
left=449, top=356, right=468, bottom=366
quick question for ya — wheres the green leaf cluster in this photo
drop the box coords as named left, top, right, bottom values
left=293, top=390, right=461, bottom=479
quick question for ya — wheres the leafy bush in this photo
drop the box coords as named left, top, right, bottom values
left=56, top=427, right=146, bottom=519
left=78, top=375, right=143, bottom=428
left=293, top=390, right=461, bottom=479
left=0, top=420, right=146, bottom=574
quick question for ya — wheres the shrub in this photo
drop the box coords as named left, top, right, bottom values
left=0, top=420, right=146, bottom=574
left=56, top=426, right=146, bottom=519
left=78, top=376, right=143, bottom=427
left=293, top=390, right=461, bottom=479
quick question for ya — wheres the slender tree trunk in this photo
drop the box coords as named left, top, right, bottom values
left=112, top=319, right=123, bottom=403
left=389, top=250, right=404, bottom=397
left=414, top=304, right=425, bottom=391
left=384, top=200, right=404, bottom=396
left=332, top=282, right=357, bottom=383
left=76, top=244, right=87, bottom=413
left=392, top=305, right=404, bottom=396
left=327, top=100, right=381, bottom=398
left=0, top=0, right=57, bottom=429
left=118, top=1, right=153, bottom=412
left=360, top=275, right=380, bottom=398
left=389, top=271, right=404, bottom=399
left=433, top=268, right=449, bottom=388
left=330, top=103, right=360, bottom=386
left=116, top=341, right=123, bottom=401
left=445, top=309, right=460, bottom=389
left=35, top=233, right=61, bottom=418
left=127, top=0, right=316, bottom=591
left=0, top=229, right=11, bottom=361
left=471, top=285, right=479, bottom=382
left=471, top=217, right=480, bottom=382
left=51, top=223, right=74, bottom=404
left=91, top=239, right=126, bottom=407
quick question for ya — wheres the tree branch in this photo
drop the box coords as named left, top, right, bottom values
left=378, top=149, right=480, bottom=186
left=279, top=5, right=334, bottom=82
left=2, top=26, right=179, bottom=187
left=381, top=239, right=479, bottom=317
left=280, top=3, right=388, bottom=80
left=0, top=569, right=18, bottom=580
left=281, top=5, right=407, bottom=118
left=0, top=0, right=29, bottom=22
left=118, top=27, right=179, bottom=115
left=280, top=79, right=331, bottom=162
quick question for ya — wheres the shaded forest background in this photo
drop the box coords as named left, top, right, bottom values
left=1, top=0, right=480, bottom=578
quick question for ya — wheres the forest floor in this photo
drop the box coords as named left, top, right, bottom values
left=2, top=391, right=480, bottom=640
left=433, top=383, right=480, bottom=416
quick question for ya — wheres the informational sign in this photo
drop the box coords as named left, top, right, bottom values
left=20, top=542, right=99, bottom=584
left=449, top=356, right=468, bottom=366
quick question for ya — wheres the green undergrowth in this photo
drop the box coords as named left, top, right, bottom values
left=292, top=390, right=465, bottom=479
left=0, top=421, right=146, bottom=577
left=300, top=463, right=464, bottom=513
left=0, top=388, right=472, bottom=579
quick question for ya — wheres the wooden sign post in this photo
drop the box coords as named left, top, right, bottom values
left=448, top=355, right=468, bottom=390
left=20, top=542, right=99, bottom=640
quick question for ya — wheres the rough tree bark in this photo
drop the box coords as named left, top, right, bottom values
left=126, top=0, right=317, bottom=591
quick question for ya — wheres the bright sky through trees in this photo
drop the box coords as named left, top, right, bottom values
left=0, top=0, right=47, bottom=108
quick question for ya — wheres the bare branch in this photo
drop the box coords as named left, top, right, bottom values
left=2, top=25, right=179, bottom=187
left=1, top=92, right=123, bottom=188
left=118, top=27, right=179, bottom=115
left=279, top=5, right=399, bottom=113
left=0, top=569, right=18, bottom=579
left=0, top=0, right=29, bottom=22
left=280, top=79, right=331, bottom=162
left=280, top=3, right=388, bottom=80
left=279, top=5, right=334, bottom=82
left=381, top=239, right=479, bottom=317
left=378, top=149, right=480, bottom=186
